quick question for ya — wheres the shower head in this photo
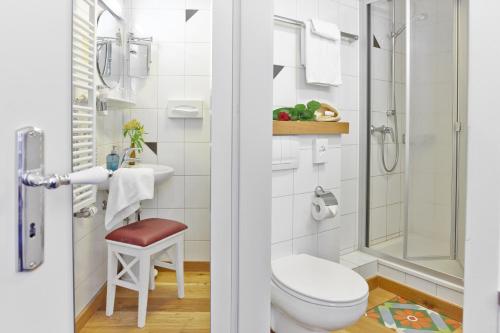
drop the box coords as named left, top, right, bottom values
left=392, top=13, right=428, bottom=39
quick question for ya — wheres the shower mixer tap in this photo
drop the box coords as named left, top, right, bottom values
left=370, top=124, right=395, bottom=143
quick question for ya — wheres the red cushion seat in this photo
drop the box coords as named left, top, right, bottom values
left=105, top=218, right=188, bottom=247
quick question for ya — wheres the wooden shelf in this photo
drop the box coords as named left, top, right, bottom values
left=273, top=120, right=349, bottom=135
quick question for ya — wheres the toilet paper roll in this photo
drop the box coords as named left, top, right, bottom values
left=311, top=197, right=338, bottom=221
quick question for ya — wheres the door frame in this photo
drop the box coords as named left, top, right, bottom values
left=211, top=0, right=273, bottom=332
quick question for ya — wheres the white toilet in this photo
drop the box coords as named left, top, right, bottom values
left=271, top=254, right=369, bottom=333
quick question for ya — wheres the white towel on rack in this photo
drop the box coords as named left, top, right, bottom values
left=303, top=19, right=342, bottom=86
left=105, top=167, right=154, bottom=230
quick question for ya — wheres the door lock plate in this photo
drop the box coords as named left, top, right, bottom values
left=17, top=127, right=45, bottom=271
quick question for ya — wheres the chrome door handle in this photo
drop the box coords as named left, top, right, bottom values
left=16, top=126, right=111, bottom=272
left=21, top=166, right=113, bottom=189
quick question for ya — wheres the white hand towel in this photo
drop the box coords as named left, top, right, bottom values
left=304, top=19, right=342, bottom=86
left=105, top=168, right=154, bottom=230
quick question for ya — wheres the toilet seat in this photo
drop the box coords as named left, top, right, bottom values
left=271, top=254, right=369, bottom=307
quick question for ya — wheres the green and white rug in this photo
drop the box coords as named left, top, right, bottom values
left=366, top=296, right=461, bottom=332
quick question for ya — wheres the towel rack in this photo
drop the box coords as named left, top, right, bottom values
left=274, top=15, right=359, bottom=41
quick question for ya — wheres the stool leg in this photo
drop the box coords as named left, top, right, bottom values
left=137, top=254, right=151, bottom=328
left=175, top=237, right=185, bottom=299
left=149, top=263, right=156, bottom=290
left=106, top=247, right=118, bottom=317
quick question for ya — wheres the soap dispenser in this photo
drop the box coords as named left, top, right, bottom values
left=106, top=146, right=120, bottom=171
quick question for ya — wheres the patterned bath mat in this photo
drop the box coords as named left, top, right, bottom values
left=366, top=296, right=461, bottom=332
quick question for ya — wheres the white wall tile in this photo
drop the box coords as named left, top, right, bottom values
left=185, top=240, right=210, bottom=261
left=340, top=213, right=357, bottom=250
left=293, top=149, right=318, bottom=194
left=186, top=10, right=211, bottom=42
left=297, top=0, right=318, bottom=21
left=293, top=234, right=318, bottom=256
left=157, top=110, right=185, bottom=142
left=185, top=176, right=210, bottom=208
left=185, top=76, right=211, bottom=103
left=272, top=169, right=294, bottom=197
left=158, top=76, right=186, bottom=109
left=132, top=75, right=158, bottom=109
left=341, top=111, right=358, bottom=145
left=341, top=144, right=358, bottom=180
left=378, top=264, right=405, bottom=283
left=274, top=26, right=300, bottom=67
left=157, top=10, right=185, bottom=42
left=341, top=43, right=358, bottom=77
left=158, top=142, right=185, bottom=175
left=387, top=173, right=401, bottom=204
left=185, top=108, right=211, bottom=142
left=131, top=0, right=186, bottom=9
left=318, top=229, right=340, bottom=262
left=339, top=4, right=358, bottom=34
left=272, top=240, right=293, bottom=261
left=274, top=0, right=297, bottom=18
left=370, top=206, right=387, bottom=240
left=128, top=109, right=158, bottom=142
left=157, top=43, right=185, bottom=76
left=370, top=175, right=387, bottom=208
left=156, top=208, right=185, bottom=221
left=187, top=0, right=211, bottom=10
left=185, top=142, right=210, bottom=175
left=184, top=209, right=210, bottom=240
left=318, top=146, right=341, bottom=189
left=185, top=44, right=211, bottom=76
left=436, top=285, right=464, bottom=306
left=354, top=262, right=378, bottom=279
left=406, top=274, right=437, bottom=295
left=318, top=0, right=339, bottom=22
left=387, top=203, right=401, bottom=235
left=337, top=75, right=358, bottom=110
left=272, top=196, right=294, bottom=243
left=273, top=67, right=297, bottom=107
left=157, top=175, right=185, bottom=208
left=340, top=179, right=357, bottom=215
left=293, top=192, right=317, bottom=238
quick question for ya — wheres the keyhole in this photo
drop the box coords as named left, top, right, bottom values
left=29, top=223, right=36, bottom=238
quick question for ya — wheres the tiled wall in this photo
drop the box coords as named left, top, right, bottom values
left=124, top=0, right=212, bottom=262
left=74, top=0, right=211, bottom=316
left=271, top=0, right=360, bottom=261
left=368, top=0, right=406, bottom=245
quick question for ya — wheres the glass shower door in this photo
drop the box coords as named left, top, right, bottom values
left=404, top=0, right=457, bottom=259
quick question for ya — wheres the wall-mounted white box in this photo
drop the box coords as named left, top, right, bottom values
left=167, top=100, right=203, bottom=118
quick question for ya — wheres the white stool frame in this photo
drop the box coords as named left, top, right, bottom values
left=105, top=231, right=186, bottom=328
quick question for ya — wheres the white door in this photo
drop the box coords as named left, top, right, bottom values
left=0, top=1, right=75, bottom=332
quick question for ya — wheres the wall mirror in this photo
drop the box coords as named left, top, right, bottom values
left=96, top=9, right=122, bottom=89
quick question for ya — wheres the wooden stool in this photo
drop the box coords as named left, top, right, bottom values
left=105, top=218, right=188, bottom=328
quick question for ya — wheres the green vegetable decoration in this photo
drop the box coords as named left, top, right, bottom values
left=273, top=100, right=321, bottom=121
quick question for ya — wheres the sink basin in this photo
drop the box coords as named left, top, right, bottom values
left=98, top=163, right=175, bottom=190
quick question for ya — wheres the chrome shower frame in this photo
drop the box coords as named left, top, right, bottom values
left=358, top=0, right=467, bottom=285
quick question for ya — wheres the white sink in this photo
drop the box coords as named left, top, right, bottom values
left=98, top=163, right=175, bottom=190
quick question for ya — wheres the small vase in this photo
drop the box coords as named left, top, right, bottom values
left=129, top=143, right=136, bottom=166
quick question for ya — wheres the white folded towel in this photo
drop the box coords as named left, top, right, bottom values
left=105, top=168, right=154, bottom=230
left=303, top=19, right=342, bottom=86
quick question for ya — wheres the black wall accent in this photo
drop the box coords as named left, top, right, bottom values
left=373, top=35, right=381, bottom=49
left=145, top=142, right=157, bottom=155
left=273, top=65, right=284, bottom=79
left=186, top=9, right=198, bottom=22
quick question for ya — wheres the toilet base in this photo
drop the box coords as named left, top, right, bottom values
left=271, top=305, right=328, bottom=333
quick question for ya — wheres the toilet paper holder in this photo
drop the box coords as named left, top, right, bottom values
left=314, top=186, right=338, bottom=206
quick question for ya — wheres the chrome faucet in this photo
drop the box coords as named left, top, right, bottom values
left=120, top=147, right=141, bottom=167
left=370, top=124, right=395, bottom=143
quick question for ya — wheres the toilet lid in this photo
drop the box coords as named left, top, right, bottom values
left=272, top=254, right=368, bottom=305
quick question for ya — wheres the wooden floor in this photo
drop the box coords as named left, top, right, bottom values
left=81, top=267, right=461, bottom=333
left=81, top=264, right=210, bottom=333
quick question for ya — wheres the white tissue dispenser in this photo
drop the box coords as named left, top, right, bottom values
left=311, top=186, right=339, bottom=221
left=167, top=100, right=203, bottom=118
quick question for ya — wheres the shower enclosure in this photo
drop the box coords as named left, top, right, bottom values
left=363, top=0, right=466, bottom=281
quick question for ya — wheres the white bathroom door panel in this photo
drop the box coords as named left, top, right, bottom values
left=0, top=1, right=75, bottom=332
